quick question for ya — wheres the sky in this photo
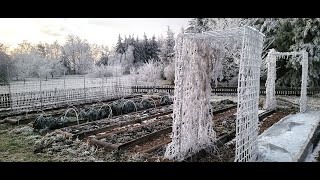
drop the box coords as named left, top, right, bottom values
left=0, top=18, right=191, bottom=49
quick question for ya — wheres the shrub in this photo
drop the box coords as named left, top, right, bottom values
left=136, top=60, right=163, bottom=82
left=88, top=65, right=124, bottom=78
left=164, top=62, right=175, bottom=84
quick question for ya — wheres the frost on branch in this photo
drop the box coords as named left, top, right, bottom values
left=164, top=34, right=220, bottom=161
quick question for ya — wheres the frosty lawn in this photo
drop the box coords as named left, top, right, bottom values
left=257, top=110, right=320, bottom=162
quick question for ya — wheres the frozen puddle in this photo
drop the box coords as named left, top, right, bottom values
left=257, top=110, right=320, bottom=162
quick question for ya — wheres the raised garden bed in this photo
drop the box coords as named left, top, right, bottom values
left=60, top=105, right=173, bottom=139
left=89, top=115, right=172, bottom=151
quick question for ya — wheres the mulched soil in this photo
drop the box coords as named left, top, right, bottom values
left=127, top=133, right=171, bottom=153
left=197, top=141, right=235, bottom=162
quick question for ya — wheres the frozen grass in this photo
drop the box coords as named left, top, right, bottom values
left=0, top=123, right=144, bottom=162
left=0, top=124, right=53, bottom=162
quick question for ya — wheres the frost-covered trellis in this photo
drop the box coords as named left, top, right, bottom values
left=264, top=49, right=308, bottom=113
left=164, top=26, right=265, bottom=162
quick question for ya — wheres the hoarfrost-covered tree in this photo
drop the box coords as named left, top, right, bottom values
left=186, top=18, right=211, bottom=33
left=115, top=34, right=125, bottom=54
left=0, top=44, right=13, bottom=83
left=148, top=35, right=161, bottom=61
left=288, top=18, right=320, bottom=87
left=121, top=45, right=135, bottom=73
left=11, top=41, right=38, bottom=80
left=96, top=46, right=110, bottom=66
left=63, top=35, right=94, bottom=74
left=160, top=26, right=175, bottom=64
left=249, top=18, right=320, bottom=87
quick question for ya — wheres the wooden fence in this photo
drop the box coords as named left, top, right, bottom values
left=131, top=86, right=320, bottom=96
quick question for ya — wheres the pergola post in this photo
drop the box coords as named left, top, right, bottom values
left=264, top=49, right=277, bottom=110
left=300, top=50, right=308, bottom=113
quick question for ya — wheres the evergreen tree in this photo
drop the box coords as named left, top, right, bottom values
left=186, top=18, right=211, bottom=33
left=115, top=34, right=125, bottom=54
left=149, top=35, right=161, bottom=61
left=143, top=33, right=150, bottom=62
left=160, top=26, right=175, bottom=64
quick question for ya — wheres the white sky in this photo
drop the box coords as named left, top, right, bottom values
left=0, top=18, right=191, bottom=49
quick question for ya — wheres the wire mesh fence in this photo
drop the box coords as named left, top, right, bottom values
left=0, top=75, right=141, bottom=113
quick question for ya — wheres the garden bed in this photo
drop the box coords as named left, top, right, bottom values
left=60, top=104, right=173, bottom=139
left=0, top=94, right=142, bottom=119
left=89, top=115, right=172, bottom=150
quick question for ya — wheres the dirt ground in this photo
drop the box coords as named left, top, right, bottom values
left=0, top=96, right=308, bottom=162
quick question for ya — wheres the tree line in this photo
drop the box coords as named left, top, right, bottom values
left=0, top=26, right=176, bottom=83
left=187, top=18, right=320, bottom=88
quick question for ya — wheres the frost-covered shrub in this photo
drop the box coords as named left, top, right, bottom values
left=136, top=60, right=163, bottom=82
left=164, top=62, right=174, bottom=84
left=109, top=64, right=124, bottom=77
left=88, top=65, right=113, bottom=78
left=88, top=65, right=124, bottom=78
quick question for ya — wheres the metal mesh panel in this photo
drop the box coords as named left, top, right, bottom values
left=0, top=82, right=11, bottom=110
left=234, top=26, right=264, bottom=162
left=164, top=34, right=217, bottom=161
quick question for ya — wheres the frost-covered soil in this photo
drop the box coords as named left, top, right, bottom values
left=97, top=116, right=172, bottom=144
left=0, top=96, right=304, bottom=162
left=210, top=95, right=238, bottom=103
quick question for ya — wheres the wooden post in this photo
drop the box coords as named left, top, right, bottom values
left=6, top=66, right=13, bottom=111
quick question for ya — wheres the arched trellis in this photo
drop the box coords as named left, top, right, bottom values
left=164, top=26, right=265, bottom=162
left=264, top=49, right=308, bottom=113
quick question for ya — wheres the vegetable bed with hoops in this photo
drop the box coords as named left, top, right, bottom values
left=1, top=94, right=143, bottom=125
left=0, top=94, right=142, bottom=121
left=2, top=94, right=173, bottom=136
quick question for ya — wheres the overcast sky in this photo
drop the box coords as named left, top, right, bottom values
left=0, top=18, right=191, bottom=49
